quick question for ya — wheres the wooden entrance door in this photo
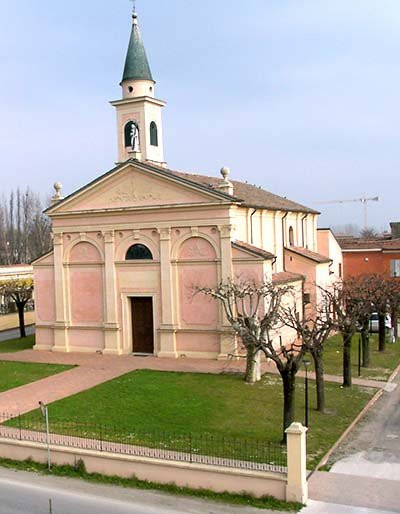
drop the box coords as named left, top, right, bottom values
left=131, top=297, right=154, bottom=354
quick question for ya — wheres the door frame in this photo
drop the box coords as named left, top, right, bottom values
left=121, top=292, right=157, bottom=354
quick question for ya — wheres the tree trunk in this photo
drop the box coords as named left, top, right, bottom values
left=16, top=302, right=26, bottom=339
left=281, top=368, right=296, bottom=443
left=361, top=326, right=370, bottom=368
left=342, top=331, right=352, bottom=388
left=378, top=313, right=386, bottom=352
left=311, top=351, right=325, bottom=412
left=391, top=309, right=398, bottom=341
left=244, top=347, right=261, bottom=383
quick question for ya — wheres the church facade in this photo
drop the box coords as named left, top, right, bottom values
left=33, top=11, right=341, bottom=358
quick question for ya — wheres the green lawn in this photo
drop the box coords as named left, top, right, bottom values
left=0, top=360, right=73, bottom=393
left=14, top=370, right=374, bottom=469
left=0, top=334, right=35, bottom=353
left=321, top=334, right=400, bottom=381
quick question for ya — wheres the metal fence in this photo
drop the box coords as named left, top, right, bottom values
left=0, top=413, right=287, bottom=473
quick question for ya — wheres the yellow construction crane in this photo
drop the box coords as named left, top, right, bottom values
left=315, top=196, right=379, bottom=230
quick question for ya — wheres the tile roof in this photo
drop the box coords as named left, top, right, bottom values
left=46, top=159, right=318, bottom=216
left=272, top=271, right=305, bottom=284
left=285, top=246, right=331, bottom=263
left=337, top=236, right=400, bottom=251
left=168, top=170, right=319, bottom=214
left=232, top=240, right=275, bottom=260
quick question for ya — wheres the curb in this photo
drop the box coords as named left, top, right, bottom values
left=314, top=360, right=400, bottom=473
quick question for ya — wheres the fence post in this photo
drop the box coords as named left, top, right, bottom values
left=285, top=422, right=308, bottom=504
left=18, top=414, right=22, bottom=441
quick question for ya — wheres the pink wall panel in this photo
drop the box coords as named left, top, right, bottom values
left=176, top=332, right=219, bottom=353
left=179, top=267, right=219, bottom=326
left=35, top=269, right=55, bottom=322
left=35, top=327, right=54, bottom=346
left=68, top=329, right=104, bottom=349
left=70, top=268, right=103, bottom=323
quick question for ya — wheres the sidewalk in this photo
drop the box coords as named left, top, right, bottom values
left=308, top=471, right=400, bottom=512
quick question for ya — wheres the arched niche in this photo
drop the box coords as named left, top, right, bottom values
left=69, top=242, right=102, bottom=263
left=178, top=237, right=217, bottom=261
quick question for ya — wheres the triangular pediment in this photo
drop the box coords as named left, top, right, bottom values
left=32, top=251, right=54, bottom=266
left=50, top=162, right=230, bottom=214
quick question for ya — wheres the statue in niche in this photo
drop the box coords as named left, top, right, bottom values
left=130, top=120, right=140, bottom=151
left=124, top=120, right=140, bottom=151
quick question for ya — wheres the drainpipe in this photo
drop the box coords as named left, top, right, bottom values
left=250, top=208, right=257, bottom=244
left=301, top=214, right=308, bottom=248
left=282, top=212, right=288, bottom=271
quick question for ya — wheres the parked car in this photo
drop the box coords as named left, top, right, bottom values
left=369, top=313, right=392, bottom=333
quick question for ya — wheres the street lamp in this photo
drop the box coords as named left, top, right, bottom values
left=303, top=357, right=311, bottom=428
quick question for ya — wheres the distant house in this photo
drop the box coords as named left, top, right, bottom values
left=337, top=222, right=400, bottom=279
left=0, top=264, right=34, bottom=313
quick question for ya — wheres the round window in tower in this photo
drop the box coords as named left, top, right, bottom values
left=128, top=86, right=134, bottom=93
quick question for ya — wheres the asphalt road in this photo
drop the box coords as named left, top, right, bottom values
left=0, top=468, right=272, bottom=514
left=329, top=367, right=400, bottom=480
left=0, top=325, right=34, bottom=342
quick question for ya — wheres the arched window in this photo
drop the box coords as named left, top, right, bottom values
left=124, top=120, right=140, bottom=150
left=150, top=121, right=158, bottom=147
left=288, top=226, right=294, bottom=246
left=126, top=244, right=153, bottom=260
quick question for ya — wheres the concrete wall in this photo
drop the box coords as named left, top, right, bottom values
left=0, top=438, right=287, bottom=501
left=0, top=422, right=308, bottom=504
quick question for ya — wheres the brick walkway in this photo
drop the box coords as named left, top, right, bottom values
left=0, top=349, right=391, bottom=417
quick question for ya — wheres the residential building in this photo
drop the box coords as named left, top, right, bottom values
left=337, top=223, right=400, bottom=279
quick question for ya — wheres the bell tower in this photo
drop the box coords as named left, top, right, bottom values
left=111, top=8, right=166, bottom=166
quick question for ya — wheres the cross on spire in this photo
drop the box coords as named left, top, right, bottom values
left=130, top=0, right=137, bottom=14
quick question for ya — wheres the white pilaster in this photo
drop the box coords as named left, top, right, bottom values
left=53, top=233, right=69, bottom=352
left=218, top=225, right=236, bottom=359
left=102, top=231, right=121, bottom=355
left=158, top=228, right=177, bottom=358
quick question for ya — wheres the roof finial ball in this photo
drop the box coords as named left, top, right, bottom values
left=51, top=181, right=64, bottom=205
left=220, top=166, right=231, bottom=183
left=218, top=166, right=234, bottom=196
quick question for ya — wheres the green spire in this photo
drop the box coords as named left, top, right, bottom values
left=122, top=12, right=154, bottom=83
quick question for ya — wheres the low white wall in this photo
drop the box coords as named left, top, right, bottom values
left=0, top=438, right=287, bottom=500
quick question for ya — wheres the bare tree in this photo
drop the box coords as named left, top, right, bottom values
left=367, top=274, right=390, bottom=352
left=280, top=289, right=335, bottom=412
left=318, top=279, right=366, bottom=388
left=198, top=279, right=307, bottom=441
left=0, top=278, right=34, bottom=338
left=387, top=278, right=400, bottom=341
left=0, top=189, right=52, bottom=265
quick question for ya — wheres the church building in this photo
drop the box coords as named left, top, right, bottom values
left=33, top=10, right=342, bottom=358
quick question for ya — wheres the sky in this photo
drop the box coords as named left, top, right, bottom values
left=0, top=0, right=399, bottom=231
